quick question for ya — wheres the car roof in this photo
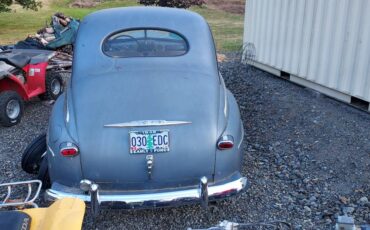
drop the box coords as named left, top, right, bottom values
left=73, top=7, right=218, bottom=78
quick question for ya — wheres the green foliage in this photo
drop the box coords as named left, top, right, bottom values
left=0, top=0, right=42, bottom=12
left=138, top=0, right=205, bottom=9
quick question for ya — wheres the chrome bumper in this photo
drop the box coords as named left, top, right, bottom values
left=45, top=176, right=248, bottom=210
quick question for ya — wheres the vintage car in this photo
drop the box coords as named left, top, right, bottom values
left=44, top=7, right=247, bottom=213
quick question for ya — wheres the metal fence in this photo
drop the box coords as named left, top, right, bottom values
left=243, top=0, right=370, bottom=111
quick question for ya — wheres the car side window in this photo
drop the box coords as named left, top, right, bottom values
left=103, top=29, right=188, bottom=58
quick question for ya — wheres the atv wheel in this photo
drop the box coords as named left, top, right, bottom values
left=38, top=156, right=51, bottom=189
left=0, top=91, right=24, bottom=127
left=40, top=71, right=63, bottom=100
left=21, top=134, right=47, bottom=174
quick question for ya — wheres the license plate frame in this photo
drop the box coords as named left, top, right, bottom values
left=129, top=130, right=170, bottom=154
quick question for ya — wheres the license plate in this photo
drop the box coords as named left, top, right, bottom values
left=129, top=130, right=170, bottom=154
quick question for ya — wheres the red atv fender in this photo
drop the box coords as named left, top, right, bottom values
left=0, top=62, right=48, bottom=100
left=0, top=76, right=28, bottom=100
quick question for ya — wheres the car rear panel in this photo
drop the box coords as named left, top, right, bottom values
left=73, top=69, right=220, bottom=190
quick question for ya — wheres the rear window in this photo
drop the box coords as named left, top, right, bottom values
left=102, top=29, right=188, bottom=58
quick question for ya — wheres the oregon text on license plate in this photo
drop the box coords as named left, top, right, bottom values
left=129, top=130, right=170, bottom=154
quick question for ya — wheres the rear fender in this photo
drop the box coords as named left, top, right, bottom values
left=48, top=93, right=83, bottom=188
left=0, top=76, right=28, bottom=100
left=214, top=90, right=244, bottom=181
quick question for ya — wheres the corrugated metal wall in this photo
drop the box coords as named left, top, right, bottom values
left=243, top=0, right=370, bottom=104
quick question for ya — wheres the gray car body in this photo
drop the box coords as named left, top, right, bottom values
left=47, top=7, right=244, bottom=205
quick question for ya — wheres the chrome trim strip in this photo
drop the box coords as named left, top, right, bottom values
left=48, top=145, right=55, bottom=157
left=238, top=122, right=244, bottom=149
left=224, top=84, right=228, bottom=118
left=220, top=74, right=228, bottom=119
left=65, top=93, right=70, bottom=124
left=45, top=177, right=248, bottom=208
left=65, top=105, right=70, bottom=123
left=104, top=120, right=192, bottom=128
left=41, top=151, right=47, bottom=158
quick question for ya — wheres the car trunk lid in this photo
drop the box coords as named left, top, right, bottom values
left=73, top=69, right=220, bottom=190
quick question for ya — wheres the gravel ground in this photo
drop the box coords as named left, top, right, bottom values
left=0, top=54, right=369, bottom=229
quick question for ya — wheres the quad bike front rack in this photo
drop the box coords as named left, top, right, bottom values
left=0, top=180, right=42, bottom=208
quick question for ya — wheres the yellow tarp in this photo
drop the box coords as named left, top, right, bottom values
left=21, top=198, right=85, bottom=230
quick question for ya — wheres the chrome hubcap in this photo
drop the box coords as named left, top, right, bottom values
left=6, top=99, right=20, bottom=119
left=51, top=79, right=61, bottom=95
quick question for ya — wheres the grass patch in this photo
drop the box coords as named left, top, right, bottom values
left=192, top=6, right=244, bottom=51
left=0, top=0, right=244, bottom=51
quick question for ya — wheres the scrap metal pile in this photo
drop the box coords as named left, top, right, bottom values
left=0, top=13, right=78, bottom=73
left=13, top=12, right=79, bottom=54
left=47, top=51, right=73, bottom=73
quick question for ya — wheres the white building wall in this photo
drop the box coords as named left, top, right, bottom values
left=243, top=0, right=370, bottom=107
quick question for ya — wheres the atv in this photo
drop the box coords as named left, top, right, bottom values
left=0, top=49, right=72, bottom=127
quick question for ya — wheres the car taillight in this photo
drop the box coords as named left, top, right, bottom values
left=217, top=135, right=234, bottom=150
left=60, top=142, right=79, bottom=157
